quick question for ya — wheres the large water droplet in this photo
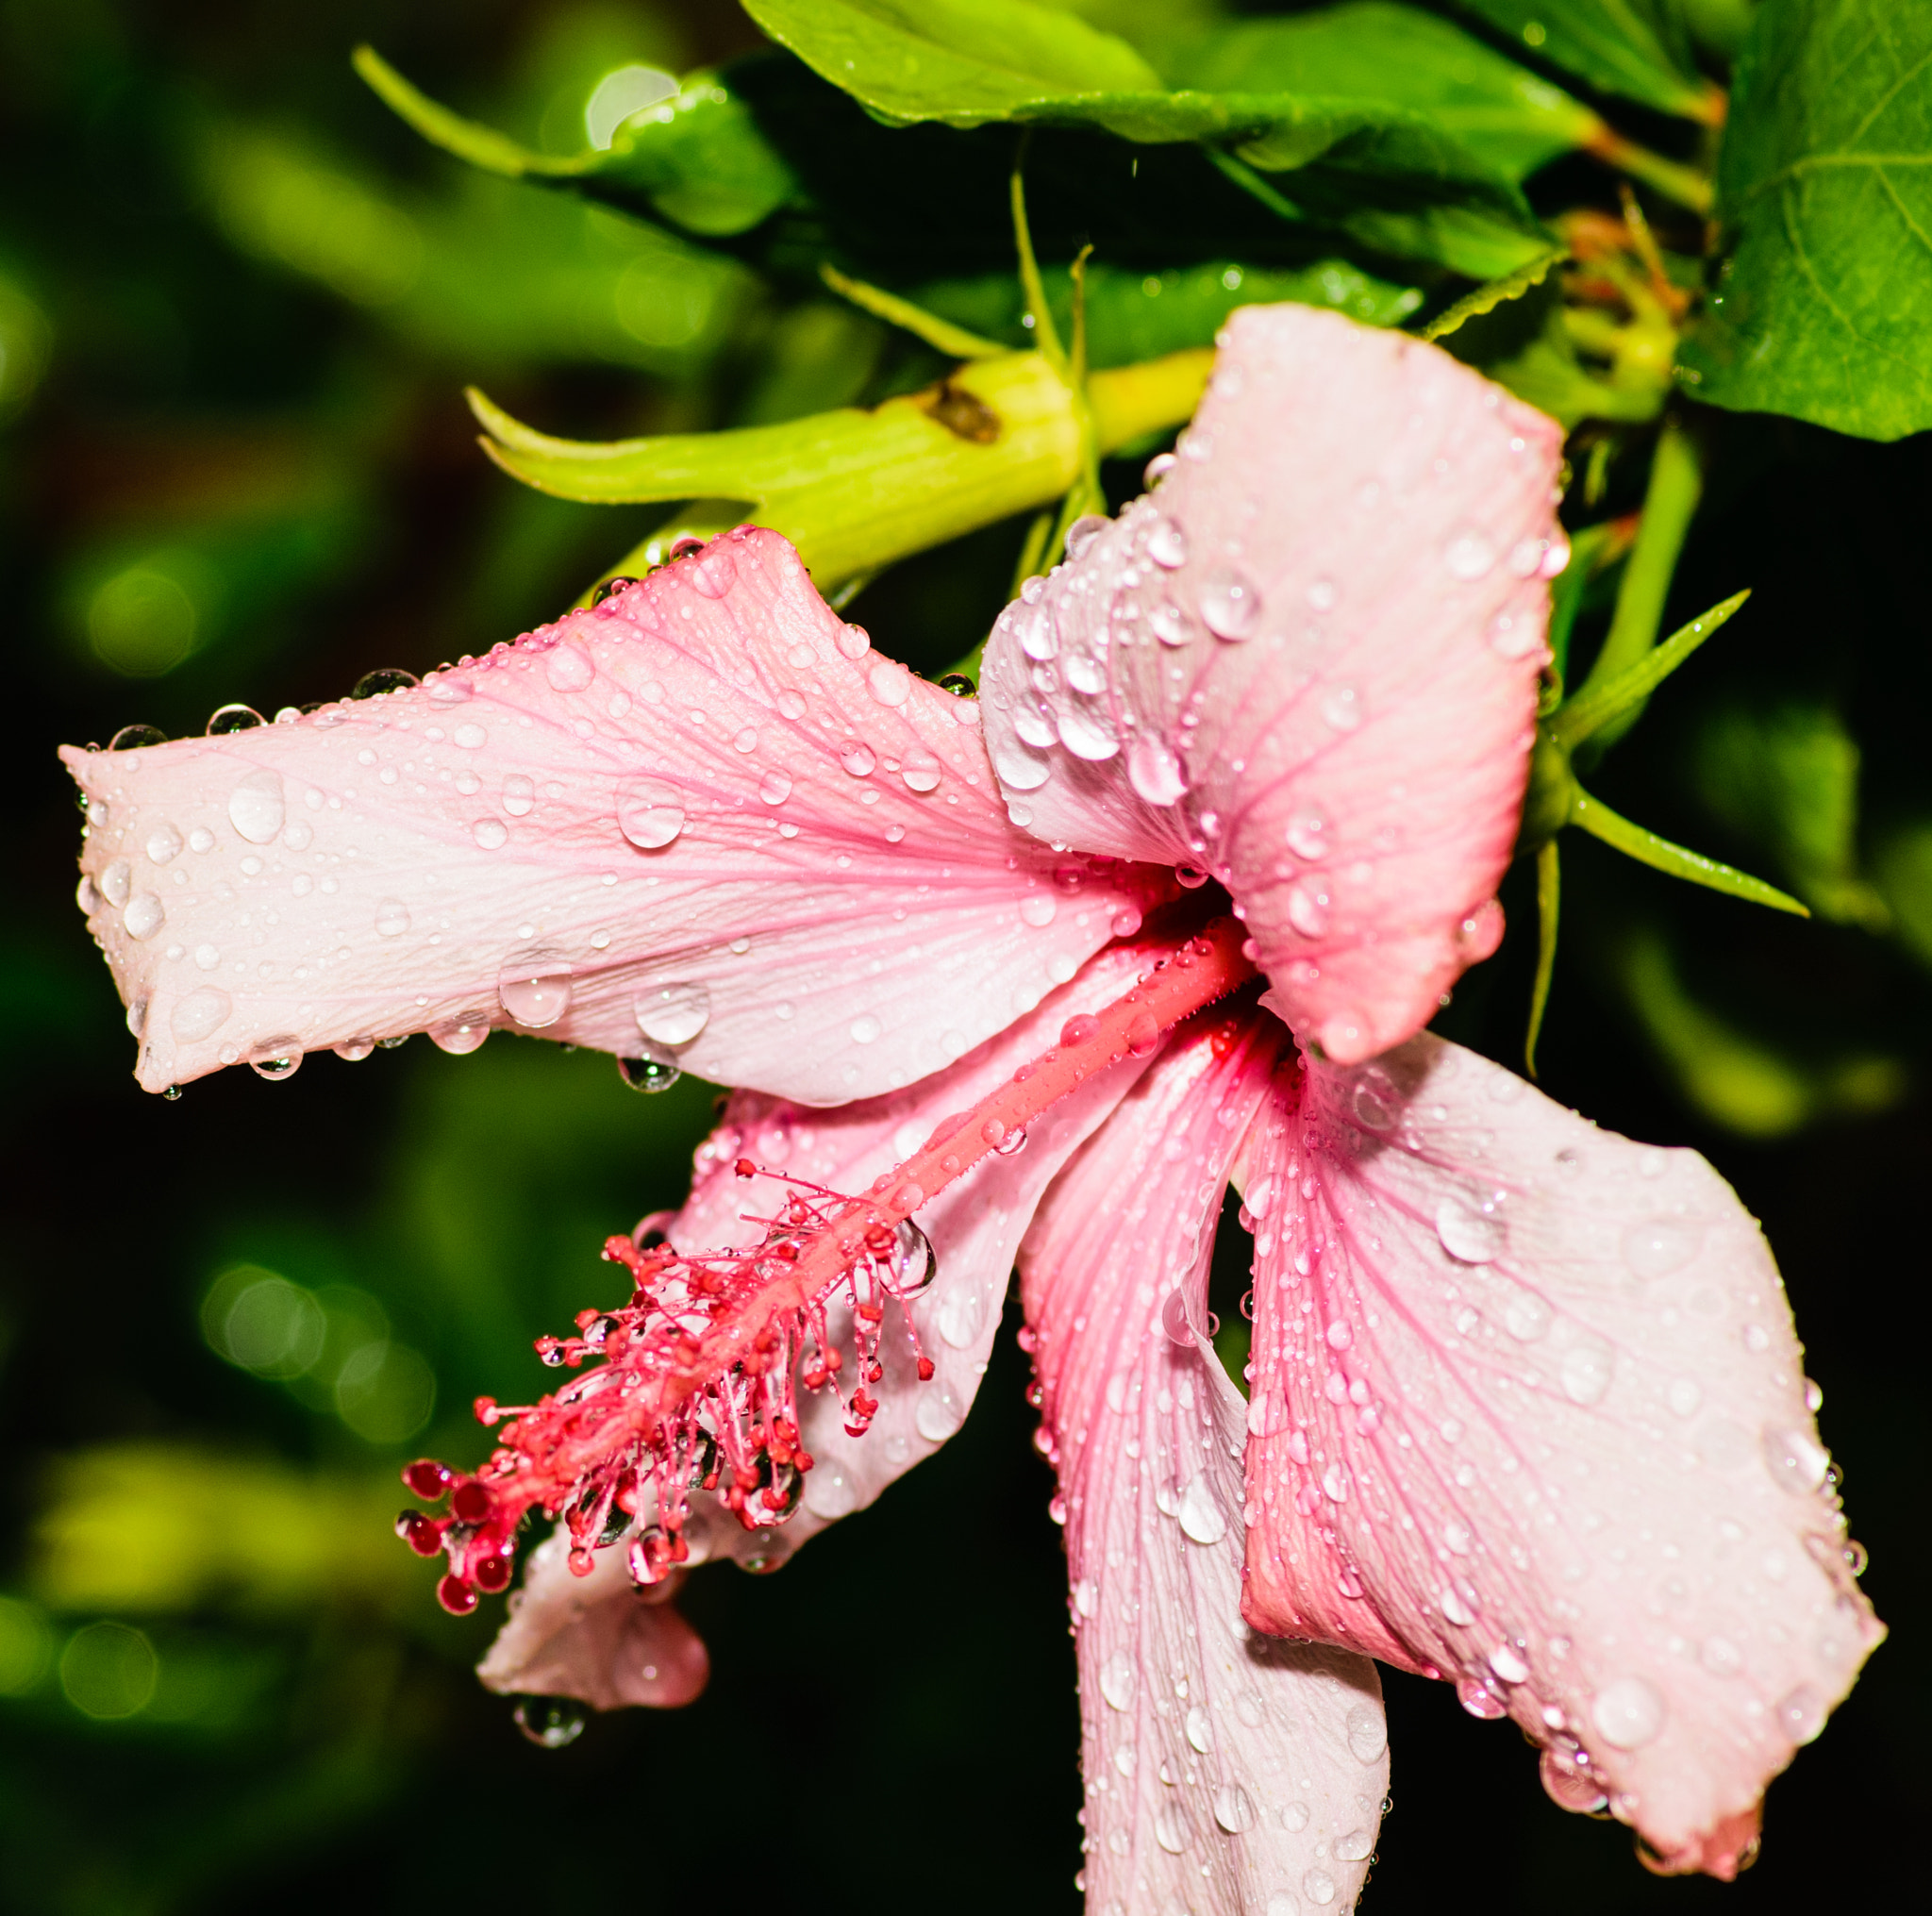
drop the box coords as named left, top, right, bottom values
left=1622, top=1218, right=1700, bottom=1277
left=1444, top=529, right=1498, bottom=580
left=936, top=1287, right=984, bottom=1351
left=1435, top=1196, right=1504, bottom=1264
left=513, top=1695, right=588, bottom=1749
left=901, top=748, right=941, bottom=792
left=1056, top=705, right=1119, bottom=761
left=499, top=948, right=574, bottom=1028
left=1776, top=1682, right=1825, bottom=1744
left=1345, top=1702, right=1386, bottom=1763
left=100, top=860, right=132, bottom=908
left=1177, top=1474, right=1227, bottom=1545
left=1019, top=893, right=1058, bottom=928
left=1150, top=602, right=1189, bottom=647
left=109, top=724, right=168, bottom=750
left=759, top=769, right=793, bottom=805
left=618, top=1048, right=681, bottom=1093
left=144, top=824, right=184, bottom=864
left=849, top=1013, right=882, bottom=1044
left=635, top=981, right=710, bottom=1049
left=375, top=898, right=411, bottom=938
left=1200, top=565, right=1260, bottom=640
left=1286, top=882, right=1330, bottom=938
left=1064, top=514, right=1108, bottom=560
left=1303, top=1869, right=1336, bottom=1907
left=618, top=779, right=686, bottom=849
left=867, top=658, right=911, bottom=707
left=227, top=769, right=286, bottom=844
left=1146, top=516, right=1188, bottom=568
left=1457, top=1677, right=1507, bottom=1719
left=1439, top=1585, right=1475, bottom=1626
left=1185, top=1705, right=1213, bottom=1753
left=454, top=722, right=487, bottom=749
left=207, top=703, right=264, bottom=735
left=1761, top=1425, right=1828, bottom=1494
left=1127, top=735, right=1187, bottom=807
left=1154, top=1806, right=1193, bottom=1855
left=503, top=774, right=535, bottom=816
left=123, top=893, right=165, bottom=941
left=840, top=741, right=875, bottom=777
left=1213, top=1785, right=1255, bottom=1835
left=335, top=1038, right=375, bottom=1061
left=429, top=1015, right=491, bottom=1055
left=1591, top=1676, right=1664, bottom=1749
left=690, top=545, right=736, bottom=598
left=249, top=1041, right=303, bottom=1081
left=473, top=819, right=508, bottom=850
left=1560, top=1336, right=1613, bottom=1406
left=1100, top=1650, right=1135, bottom=1710
left=543, top=643, right=594, bottom=691
left=171, top=987, right=232, bottom=1042
left=1063, top=652, right=1106, bottom=695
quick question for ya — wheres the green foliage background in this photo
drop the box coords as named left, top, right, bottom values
left=3, top=2, right=1926, bottom=1911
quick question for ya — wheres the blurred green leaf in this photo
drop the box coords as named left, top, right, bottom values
left=1875, top=823, right=1932, bottom=972
left=1676, top=0, right=1932, bottom=440
left=1169, top=3, right=1603, bottom=183
left=1446, top=0, right=1716, bottom=118
left=1693, top=702, right=1891, bottom=928
left=1618, top=927, right=1906, bottom=1136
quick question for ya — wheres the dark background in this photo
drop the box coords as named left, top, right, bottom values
left=1, top=3, right=1924, bottom=1911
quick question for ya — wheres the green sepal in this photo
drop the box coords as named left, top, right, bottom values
left=1525, top=839, right=1561, bottom=1077
left=818, top=265, right=1008, bottom=358
left=1570, top=789, right=1809, bottom=917
left=1548, top=587, right=1750, bottom=750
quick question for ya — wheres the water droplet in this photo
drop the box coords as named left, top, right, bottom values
left=1200, top=565, right=1260, bottom=640
left=618, top=1049, right=681, bottom=1093
left=537, top=643, right=591, bottom=693
left=1282, top=1802, right=1311, bottom=1834
left=1345, top=1702, right=1385, bottom=1763
left=1064, top=513, right=1108, bottom=559
left=513, top=1695, right=588, bottom=1749
left=1439, top=1586, right=1475, bottom=1626
left=690, top=546, right=736, bottom=597
left=499, top=948, right=574, bottom=1028
left=171, top=987, right=232, bottom=1042
left=1489, top=1643, right=1530, bottom=1684
left=1303, top=1868, right=1336, bottom=1907
left=1319, top=686, right=1361, bottom=732
left=1443, top=529, right=1497, bottom=579
left=894, top=1219, right=936, bottom=1291
left=473, top=819, right=508, bottom=850
left=1178, top=1474, right=1227, bottom=1545
left=1503, top=1288, right=1550, bottom=1341
left=867, top=658, right=911, bottom=707
left=454, top=723, right=488, bottom=749
left=109, top=724, right=167, bottom=751
left=503, top=775, right=535, bottom=816
left=1020, top=894, right=1058, bottom=928
left=429, top=1015, right=491, bottom=1055
left=1146, top=516, right=1188, bottom=568
left=1213, top=1784, right=1255, bottom=1835
left=1063, top=652, right=1106, bottom=695
left=936, top=1288, right=984, bottom=1351
left=1100, top=1651, right=1136, bottom=1712
left=759, top=769, right=793, bottom=805
left=1591, top=1676, right=1664, bottom=1750
left=850, top=1014, right=882, bottom=1045
left=375, top=898, right=411, bottom=938
left=188, top=827, right=214, bottom=853
left=123, top=893, right=165, bottom=941
left=1435, top=1196, right=1504, bottom=1264
left=1335, top=1829, right=1374, bottom=1862
left=994, top=1126, right=1027, bottom=1157
left=1776, top=1683, right=1825, bottom=1744
left=143, top=824, right=184, bottom=865
left=901, top=749, right=941, bottom=792
left=1155, top=1806, right=1193, bottom=1855
left=1622, top=1218, right=1700, bottom=1277
left=249, top=1041, right=303, bottom=1080
left=1560, top=1336, right=1613, bottom=1406
left=914, top=1381, right=965, bottom=1441
left=1457, top=1677, right=1507, bottom=1719
left=207, top=703, right=264, bottom=735
left=618, top=779, right=686, bottom=849
left=1761, top=1425, right=1828, bottom=1494
left=840, top=741, right=875, bottom=777
left=355, top=668, right=421, bottom=700
left=335, top=1038, right=375, bottom=1061
left=1056, top=705, right=1119, bottom=760
left=1150, top=602, right=1190, bottom=647
left=1144, top=451, right=1176, bottom=487
left=100, top=860, right=132, bottom=908
left=227, top=769, right=286, bottom=844
left=1307, top=576, right=1339, bottom=611
left=1287, top=881, right=1330, bottom=939
left=635, top=981, right=710, bottom=1049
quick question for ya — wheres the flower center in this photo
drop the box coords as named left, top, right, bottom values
left=398, top=915, right=1257, bottom=1614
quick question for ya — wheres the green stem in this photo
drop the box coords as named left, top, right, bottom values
left=1583, top=126, right=1714, bottom=215
left=1571, top=789, right=1809, bottom=916
left=1010, top=157, right=1066, bottom=374
left=1526, top=840, right=1561, bottom=1077
left=1573, top=414, right=1705, bottom=758
left=1203, top=146, right=1306, bottom=225
left=818, top=265, right=1007, bottom=360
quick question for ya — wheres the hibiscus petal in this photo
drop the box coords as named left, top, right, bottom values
left=61, top=526, right=1167, bottom=1100
left=1239, top=1035, right=1883, bottom=1874
left=475, top=941, right=1161, bottom=1694
left=1022, top=1005, right=1389, bottom=1916
left=478, top=1524, right=708, bottom=1710
left=980, top=304, right=1565, bottom=1063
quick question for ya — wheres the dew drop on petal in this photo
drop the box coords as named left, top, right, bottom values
left=171, top=986, right=232, bottom=1044
left=1213, top=1785, right=1255, bottom=1834
left=1345, top=1703, right=1385, bottom=1763
left=100, top=861, right=132, bottom=908
left=1444, top=529, right=1498, bottom=580
left=850, top=1014, right=882, bottom=1044
left=635, top=981, right=711, bottom=1048
left=1761, top=1425, right=1829, bottom=1494
left=429, top=1015, right=491, bottom=1056
left=1146, top=516, right=1188, bottom=568
left=1020, top=894, right=1057, bottom=928
left=543, top=643, right=594, bottom=692
left=1320, top=686, right=1361, bottom=733
left=1100, top=1651, right=1135, bottom=1711
left=1303, top=1869, right=1336, bottom=1907
left=1127, top=734, right=1188, bottom=807
left=1591, top=1676, right=1665, bottom=1750
left=1149, top=602, right=1190, bottom=647
left=375, top=898, right=411, bottom=938
left=867, top=658, right=911, bottom=707
left=502, top=775, right=535, bottom=816
left=690, top=546, right=735, bottom=598
left=454, top=723, right=487, bottom=749
left=498, top=948, right=574, bottom=1028
left=618, top=779, right=686, bottom=849
left=473, top=819, right=508, bottom=850
left=1622, top=1218, right=1701, bottom=1277
left=1435, top=1196, right=1504, bottom=1263
left=1056, top=705, right=1119, bottom=761
left=1177, top=1474, right=1227, bottom=1545
left=123, top=893, right=165, bottom=941
left=1560, top=1336, right=1614, bottom=1406
left=227, top=769, right=286, bottom=844
left=1200, top=565, right=1260, bottom=640
left=901, top=748, right=941, bottom=792
left=146, top=823, right=183, bottom=864
left=1286, top=882, right=1330, bottom=939
left=840, top=741, right=876, bottom=777
left=759, top=770, right=792, bottom=805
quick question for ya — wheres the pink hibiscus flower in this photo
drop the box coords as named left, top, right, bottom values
left=63, top=306, right=1877, bottom=1908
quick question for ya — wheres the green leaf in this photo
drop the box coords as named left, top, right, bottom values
left=743, top=0, right=1549, bottom=277
left=353, top=45, right=802, bottom=239
left=1675, top=0, right=1932, bottom=441
left=741, top=0, right=1164, bottom=122
left=1169, top=4, right=1603, bottom=183
left=1445, top=0, right=1716, bottom=119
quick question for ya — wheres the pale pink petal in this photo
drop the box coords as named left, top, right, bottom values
left=62, top=526, right=1167, bottom=1099
left=1238, top=1035, right=1883, bottom=1874
left=1021, top=1008, right=1388, bottom=1916
left=475, top=941, right=1162, bottom=1688
left=478, top=1525, right=708, bottom=1709
left=981, top=305, right=1564, bottom=1062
